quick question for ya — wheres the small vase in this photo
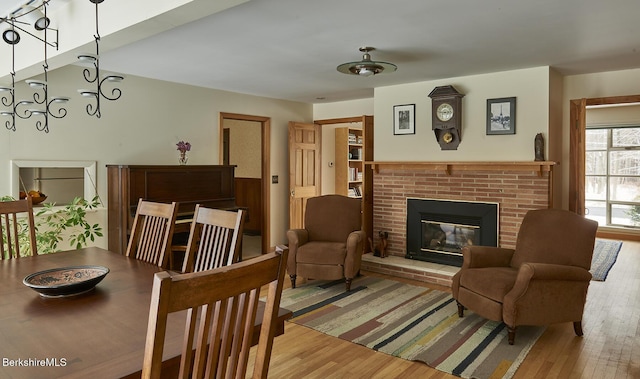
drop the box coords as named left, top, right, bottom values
left=178, top=151, right=188, bottom=165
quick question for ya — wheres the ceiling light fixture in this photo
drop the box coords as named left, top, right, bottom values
left=0, top=0, right=59, bottom=49
left=20, top=5, right=50, bottom=30
left=336, top=47, right=397, bottom=77
left=77, top=0, right=124, bottom=118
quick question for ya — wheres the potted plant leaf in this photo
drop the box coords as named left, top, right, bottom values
left=1, top=195, right=103, bottom=256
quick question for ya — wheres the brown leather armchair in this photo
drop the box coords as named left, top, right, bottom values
left=287, top=194, right=365, bottom=291
left=452, top=208, right=598, bottom=345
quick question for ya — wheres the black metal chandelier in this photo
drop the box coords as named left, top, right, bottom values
left=0, top=0, right=68, bottom=133
left=77, top=0, right=124, bottom=118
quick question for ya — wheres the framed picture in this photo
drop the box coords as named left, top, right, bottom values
left=393, top=104, right=415, bottom=135
left=486, top=97, right=516, bottom=135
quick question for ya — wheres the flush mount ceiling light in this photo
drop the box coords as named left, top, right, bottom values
left=336, top=47, right=397, bottom=77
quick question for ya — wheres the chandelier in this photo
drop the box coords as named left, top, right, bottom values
left=337, top=47, right=397, bottom=77
left=0, top=0, right=68, bottom=133
left=77, top=0, right=124, bottom=118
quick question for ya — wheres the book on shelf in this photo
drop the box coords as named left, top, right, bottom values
left=348, top=167, right=359, bottom=181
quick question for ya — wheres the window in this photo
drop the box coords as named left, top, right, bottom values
left=585, top=126, right=640, bottom=227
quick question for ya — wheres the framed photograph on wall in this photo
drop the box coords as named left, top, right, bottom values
left=393, top=104, right=415, bottom=135
left=486, top=97, right=516, bottom=135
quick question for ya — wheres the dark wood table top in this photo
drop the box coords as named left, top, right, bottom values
left=0, top=247, right=291, bottom=378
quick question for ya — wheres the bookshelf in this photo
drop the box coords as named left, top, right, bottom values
left=335, top=127, right=365, bottom=198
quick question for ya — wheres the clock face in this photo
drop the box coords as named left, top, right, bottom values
left=436, top=103, right=454, bottom=122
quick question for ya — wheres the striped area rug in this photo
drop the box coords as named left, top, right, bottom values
left=281, top=276, right=545, bottom=379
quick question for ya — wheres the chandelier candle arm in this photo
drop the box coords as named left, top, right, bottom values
left=77, top=0, right=124, bottom=118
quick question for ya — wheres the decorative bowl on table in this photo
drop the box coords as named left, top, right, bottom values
left=23, top=265, right=109, bottom=298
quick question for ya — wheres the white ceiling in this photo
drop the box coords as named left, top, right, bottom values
left=2, top=0, right=640, bottom=104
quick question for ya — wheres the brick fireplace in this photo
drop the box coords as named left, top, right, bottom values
left=360, top=161, right=555, bottom=284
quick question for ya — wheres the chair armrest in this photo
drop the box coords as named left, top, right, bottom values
left=286, top=229, right=308, bottom=247
left=507, top=263, right=592, bottom=302
left=461, top=245, right=515, bottom=269
left=516, top=262, right=592, bottom=282
left=286, top=229, right=308, bottom=276
left=503, top=263, right=593, bottom=326
left=344, top=230, right=366, bottom=278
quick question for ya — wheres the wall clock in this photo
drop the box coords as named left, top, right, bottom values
left=428, top=85, right=465, bottom=150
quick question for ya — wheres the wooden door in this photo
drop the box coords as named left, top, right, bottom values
left=288, top=122, right=321, bottom=229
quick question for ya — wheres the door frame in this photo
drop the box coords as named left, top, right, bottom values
left=569, top=94, right=640, bottom=241
left=219, top=112, right=271, bottom=254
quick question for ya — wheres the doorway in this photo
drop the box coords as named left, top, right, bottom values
left=220, top=112, right=271, bottom=256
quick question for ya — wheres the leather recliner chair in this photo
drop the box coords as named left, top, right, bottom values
left=452, top=208, right=598, bottom=344
left=286, top=194, right=365, bottom=291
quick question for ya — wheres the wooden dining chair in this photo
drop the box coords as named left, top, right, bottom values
left=0, top=197, right=37, bottom=259
left=181, top=205, right=246, bottom=273
left=125, top=199, right=178, bottom=268
left=142, top=246, right=289, bottom=379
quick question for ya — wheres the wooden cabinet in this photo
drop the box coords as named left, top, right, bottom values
left=106, top=165, right=237, bottom=255
left=316, top=115, right=373, bottom=246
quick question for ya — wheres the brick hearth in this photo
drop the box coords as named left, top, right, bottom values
left=360, top=161, right=555, bottom=285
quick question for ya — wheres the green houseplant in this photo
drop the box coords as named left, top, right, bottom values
left=1, top=195, right=103, bottom=256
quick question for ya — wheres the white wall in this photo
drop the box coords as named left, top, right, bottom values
left=374, top=67, right=551, bottom=161
left=0, top=64, right=312, bottom=249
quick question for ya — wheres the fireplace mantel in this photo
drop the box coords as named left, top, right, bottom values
left=366, top=161, right=556, bottom=176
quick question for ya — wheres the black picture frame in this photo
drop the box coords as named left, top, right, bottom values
left=486, top=97, right=516, bottom=135
left=393, top=104, right=415, bottom=135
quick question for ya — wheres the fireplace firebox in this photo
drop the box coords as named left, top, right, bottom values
left=406, top=198, right=498, bottom=266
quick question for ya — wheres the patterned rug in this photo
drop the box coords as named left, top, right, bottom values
left=281, top=277, right=545, bottom=379
left=590, top=239, right=623, bottom=281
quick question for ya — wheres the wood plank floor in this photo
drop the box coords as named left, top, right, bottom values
left=250, top=240, right=639, bottom=378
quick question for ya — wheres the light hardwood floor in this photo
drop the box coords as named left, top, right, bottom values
left=251, top=240, right=639, bottom=378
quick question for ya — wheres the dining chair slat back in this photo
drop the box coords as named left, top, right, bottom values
left=126, top=199, right=178, bottom=268
left=181, top=205, right=246, bottom=273
left=142, top=246, right=289, bottom=379
left=0, top=197, right=37, bottom=259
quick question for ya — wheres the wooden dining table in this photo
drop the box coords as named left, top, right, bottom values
left=0, top=247, right=291, bottom=378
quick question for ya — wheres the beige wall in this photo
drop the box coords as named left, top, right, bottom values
left=224, top=119, right=262, bottom=178
left=373, top=67, right=551, bottom=161
left=0, top=64, right=312, bottom=249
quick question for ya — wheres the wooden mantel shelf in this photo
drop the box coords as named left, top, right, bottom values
left=366, top=161, right=557, bottom=176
